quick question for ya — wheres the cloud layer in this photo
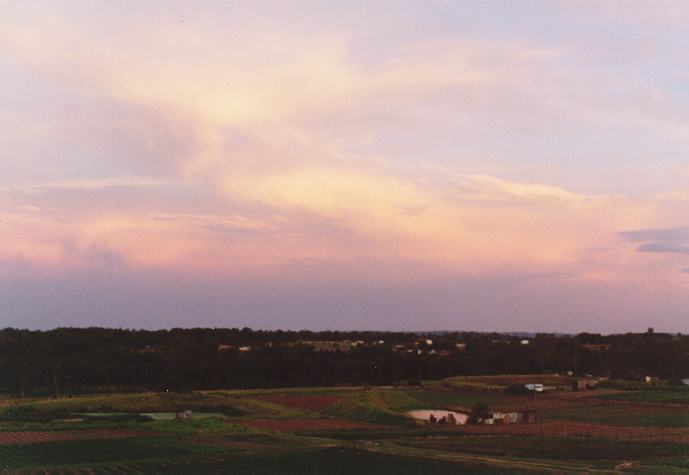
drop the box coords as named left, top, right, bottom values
left=621, top=227, right=689, bottom=256
left=2, top=1, right=689, bottom=331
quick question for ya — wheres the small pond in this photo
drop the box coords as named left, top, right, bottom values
left=407, top=409, right=469, bottom=425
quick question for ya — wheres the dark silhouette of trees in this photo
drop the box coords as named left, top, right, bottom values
left=0, top=328, right=686, bottom=396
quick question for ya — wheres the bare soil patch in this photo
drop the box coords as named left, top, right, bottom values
left=0, top=428, right=155, bottom=445
left=241, top=418, right=384, bottom=432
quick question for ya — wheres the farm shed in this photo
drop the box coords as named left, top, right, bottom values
left=572, top=379, right=598, bottom=391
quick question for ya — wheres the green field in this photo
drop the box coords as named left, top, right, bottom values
left=1, top=377, right=689, bottom=474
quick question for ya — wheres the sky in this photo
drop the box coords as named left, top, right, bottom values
left=2, top=1, right=689, bottom=333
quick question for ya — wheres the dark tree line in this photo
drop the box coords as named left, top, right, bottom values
left=0, top=327, right=687, bottom=397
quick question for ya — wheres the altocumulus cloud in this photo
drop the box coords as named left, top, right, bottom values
left=620, top=227, right=689, bottom=257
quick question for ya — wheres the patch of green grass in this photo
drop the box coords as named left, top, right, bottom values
left=393, top=389, right=501, bottom=411
left=325, top=400, right=411, bottom=426
left=229, top=397, right=306, bottom=418
left=323, top=391, right=414, bottom=426
left=360, top=389, right=419, bottom=410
